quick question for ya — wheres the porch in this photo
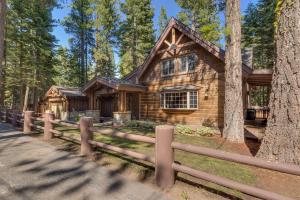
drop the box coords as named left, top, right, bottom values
left=82, top=77, right=146, bottom=124
left=244, top=69, right=272, bottom=140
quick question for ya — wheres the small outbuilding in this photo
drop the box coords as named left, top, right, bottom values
left=39, top=86, right=89, bottom=120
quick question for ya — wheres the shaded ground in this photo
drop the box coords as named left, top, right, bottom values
left=7, top=121, right=300, bottom=200
left=46, top=124, right=300, bottom=200
left=0, top=123, right=170, bottom=200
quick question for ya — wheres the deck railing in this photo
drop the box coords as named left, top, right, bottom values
left=1, top=109, right=300, bottom=200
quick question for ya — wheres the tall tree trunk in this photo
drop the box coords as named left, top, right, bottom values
left=257, top=0, right=300, bottom=164
left=0, top=0, right=5, bottom=107
left=223, top=0, right=244, bottom=143
left=23, top=86, right=29, bottom=112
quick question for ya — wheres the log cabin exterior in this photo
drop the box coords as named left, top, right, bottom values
left=39, top=86, right=89, bottom=120
left=41, top=18, right=272, bottom=127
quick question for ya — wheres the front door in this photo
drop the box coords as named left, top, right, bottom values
left=126, top=93, right=140, bottom=120
left=100, top=96, right=113, bottom=117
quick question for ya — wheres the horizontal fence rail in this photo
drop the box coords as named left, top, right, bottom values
left=171, top=141, right=300, bottom=176
left=50, top=119, right=79, bottom=128
left=88, top=140, right=155, bottom=164
left=90, top=127, right=155, bottom=144
left=1, top=109, right=300, bottom=200
left=172, top=163, right=292, bottom=200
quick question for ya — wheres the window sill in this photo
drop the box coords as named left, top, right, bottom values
left=161, top=74, right=175, bottom=78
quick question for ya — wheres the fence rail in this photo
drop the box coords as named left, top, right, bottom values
left=0, top=109, right=299, bottom=200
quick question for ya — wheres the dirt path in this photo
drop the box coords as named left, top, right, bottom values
left=0, top=123, right=169, bottom=200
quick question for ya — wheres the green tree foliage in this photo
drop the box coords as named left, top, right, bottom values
left=176, top=0, right=222, bottom=45
left=5, top=0, right=56, bottom=110
left=92, top=0, right=119, bottom=77
left=53, top=46, right=80, bottom=87
left=119, top=0, right=155, bottom=77
left=242, top=0, right=276, bottom=69
left=62, top=0, right=94, bottom=85
left=158, top=6, right=168, bottom=35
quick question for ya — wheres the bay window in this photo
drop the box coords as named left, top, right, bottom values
left=160, top=91, right=198, bottom=109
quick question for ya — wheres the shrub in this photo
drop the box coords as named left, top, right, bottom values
left=175, top=125, right=194, bottom=135
left=196, top=126, right=214, bottom=137
left=126, top=120, right=157, bottom=131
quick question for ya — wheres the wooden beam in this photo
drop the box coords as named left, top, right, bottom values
left=157, top=41, right=196, bottom=55
left=176, top=33, right=184, bottom=45
left=164, top=40, right=171, bottom=47
left=172, top=28, right=176, bottom=44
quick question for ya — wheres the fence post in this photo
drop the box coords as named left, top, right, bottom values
left=23, top=111, right=34, bottom=134
left=80, top=117, right=94, bottom=156
left=155, top=125, right=175, bottom=189
left=12, top=111, right=18, bottom=127
left=44, top=111, right=55, bottom=140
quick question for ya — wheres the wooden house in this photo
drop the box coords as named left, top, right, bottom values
left=42, top=18, right=272, bottom=126
left=39, top=86, right=89, bottom=120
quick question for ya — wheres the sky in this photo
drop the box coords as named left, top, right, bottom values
left=52, top=0, right=258, bottom=48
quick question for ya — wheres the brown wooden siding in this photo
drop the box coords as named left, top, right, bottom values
left=139, top=41, right=225, bottom=127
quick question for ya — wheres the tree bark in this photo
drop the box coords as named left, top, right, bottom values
left=257, top=0, right=300, bottom=165
left=23, top=86, right=29, bottom=112
left=223, top=0, right=244, bottom=143
left=0, top=0, right=5, bottom=107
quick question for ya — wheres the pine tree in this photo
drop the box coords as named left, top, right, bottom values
left=62, top=0, right=94, bottom=85
left=53, top=46, right=80, bottom=87
left=257, top=0, right=300, bottom=165
left=242, top=0, right=276, bottom=69
left=158, top=6, right=168, bottom=35
left=119, top=0, right=155, bottom=77
left=223, top=0, right=244, bottom=143
left=4, top=0, right=56, bottom=110
left=176, top=0, right=222, bottom=45
left=92, top=0, right=119, bottom=77
left=0, top=0, right=5, bottom=107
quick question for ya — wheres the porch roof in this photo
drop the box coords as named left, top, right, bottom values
left=82, top=76, right=146, bottom=93
left=247, top=69, right=273, bottom=86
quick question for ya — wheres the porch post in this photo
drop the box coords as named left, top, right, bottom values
left=247, top=83, right=251, bottom=108
left=118, top=91, right=126, bottom=112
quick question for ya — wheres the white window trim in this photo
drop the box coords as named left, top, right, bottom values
left=160, top=90, right=198, bottom=110
left=161, top=59, right=175, bottom=77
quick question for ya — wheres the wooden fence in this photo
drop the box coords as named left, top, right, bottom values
left=0, top=109, right=300, bottom=200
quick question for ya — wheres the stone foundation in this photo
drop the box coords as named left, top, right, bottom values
left=85, top=110, right=100, bottom=122
left=113, top=111, right=131, bottom=126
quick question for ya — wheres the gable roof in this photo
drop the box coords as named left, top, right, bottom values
left=132, top=17, right=252, bottom=81
left=44, top=86, right=85, bottom=99
left=81, top=76, right=146, bottom=93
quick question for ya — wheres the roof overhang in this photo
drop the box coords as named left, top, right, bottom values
left=247, top=69, right=273, bottom=86
left=82, top=77, right=146, bottom=93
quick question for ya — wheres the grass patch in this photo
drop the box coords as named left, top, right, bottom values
left=49, top=124, right=257, bottom=198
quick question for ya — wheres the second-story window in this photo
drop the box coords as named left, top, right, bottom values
left=179, top=54, right=197, bottom=73
left=162, top=59, right=175, bottom=76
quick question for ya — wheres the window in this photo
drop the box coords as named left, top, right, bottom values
left=179, top=54, right=198, bottom=73
left=160, top=91, right=198, bottom=109
left=162, top=59, right=175, bottom=76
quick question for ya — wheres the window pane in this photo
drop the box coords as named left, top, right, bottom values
left=188, top=54, right=197, bottom=71
left=179, top=57, right=187, bottom=72
left=160, top=93, right=164, bottom=108
left=164, top=92, right=187, bottom=109
left=162, top=60, right=175, bottom=76
left=189, top=91, right=198, bottom=108
left=169, top=60, right=175, bottom=74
